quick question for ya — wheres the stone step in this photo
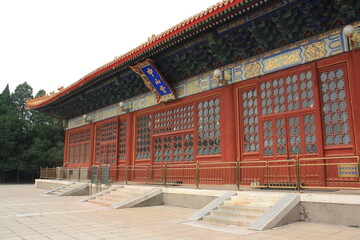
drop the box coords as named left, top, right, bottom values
left=202, top=214, right=253, bottom=227
left=95, top=196, right=123, bottom=202
left=218, top=204, right=269, bottom=215
left=121, top=186, right=154, bottom=193
left=231, top=194, right=282, bottom=201
left=210, top=208, right=262, bottom=220
left=88, top=198, right=113, bottom=206
left=123, top=185, right=155, bottom=192
left=225, top=198, right=278, bottom=207
left=113, top=189, right=142, bottom=196
left=103, top=193, right=130, bottom=199
left=86, top=186, right=155, bottom=207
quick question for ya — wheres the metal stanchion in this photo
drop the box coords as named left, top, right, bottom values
left=295, top=155, right=301, bottom=193
left=236, top=158, right=240, bottom=191
left=125, top=166, right=128, bottom=185
left=195, top=161, right=200, bottom=189
left=163, top=164, right=167, bottom=187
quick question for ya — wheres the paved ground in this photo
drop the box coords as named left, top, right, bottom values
left=1, top=184, right=360, bottom=240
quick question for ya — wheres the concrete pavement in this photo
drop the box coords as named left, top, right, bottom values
left=0, top=184, right=359, bottom=240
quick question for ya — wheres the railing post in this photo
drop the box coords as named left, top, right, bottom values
left=295, top=155, right=301, bottom=193
left=125, top=165, right=128, bottom=185
left=195, top=161, right=200, bottom=189
left=146, top=166, right=149, bottom=184
left=236, top=158, right=240, bottom=191
left=78, top=167, right=81, bottom=182
left=163, top=164, right=167, bottom=187
left=266, top=161, right=269, bottom=188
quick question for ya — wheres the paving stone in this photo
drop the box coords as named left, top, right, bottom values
left=1, top=184, right=360, bottom=240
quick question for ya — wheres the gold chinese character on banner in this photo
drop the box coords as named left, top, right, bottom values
left=147, top=68, right=154, bottom=77
left=160, top=85, right=167, bottom=94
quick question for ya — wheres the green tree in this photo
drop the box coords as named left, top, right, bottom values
left=0, top=85, right=24, bottom=182
left=0, top=83, right=64, bottom=182
left=28, top=90, right=64, bottom=176
left=10, top=82, right=33, bottom=182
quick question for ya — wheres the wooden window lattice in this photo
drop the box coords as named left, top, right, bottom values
left=154, top=105, right=194, bottom=134
left=242, top=89, right=259, bottom=152
left=154, top=133, right=194, bottom=163
left=136, top=115, right=151, bottom=159
left=261, top=71, right=315, bottom=116
left=95, top=121, right=118, bottom=164
left=68, top=128, right=91, bottom=164
left=320, top=67, right=351, bottom=146
left=118, top=121, right=127, bottom=161
left=197, top=98, right=221, bottom=155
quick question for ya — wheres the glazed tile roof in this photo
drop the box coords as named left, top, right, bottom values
left=26, top=0, right=259, bottom=109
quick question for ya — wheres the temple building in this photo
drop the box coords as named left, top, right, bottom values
left=27, top=0, right=360, bottom=187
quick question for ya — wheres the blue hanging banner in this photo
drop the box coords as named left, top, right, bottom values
left=130, top=59, right=176, bottom=103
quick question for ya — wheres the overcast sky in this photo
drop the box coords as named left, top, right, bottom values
left=0, top=0, right=220, bottom=95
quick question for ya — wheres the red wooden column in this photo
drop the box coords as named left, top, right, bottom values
left=220, top=84, right=237, bottom=184
left=220, top=84, right=237, bottom=162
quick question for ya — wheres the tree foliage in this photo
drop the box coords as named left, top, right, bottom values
left=0, top=83, right=64, bottom=182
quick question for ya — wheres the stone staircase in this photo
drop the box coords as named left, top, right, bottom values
left=202, top=192, right=285, bottom=227
left=87, top=186, right=155, bottom=207
left=47, top=182, right=88, bottom=196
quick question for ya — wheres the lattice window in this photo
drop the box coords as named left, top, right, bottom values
left=275, top=119, right=286, bottom=156
left=197, top=98, right=221, bottom=155
left=261, top=71, right=315, bottom=116
left=261, top=81, right=272, bottom=115
left=173, top=135, right=183, bottom=162
left=85, top=143, right=90, bottom=162
left=136, top=115, right=151, bottom=159
left=154, top=138, right=163, bottom=163
left=288, top=117, right=301, bottom=155
left=304, top=114, right=317, bottom=154
left=242, top=89, right=259, bottom=152
left=163, top=137, right=172, bottom=162
left=263, top=120, right=274, bottom=156
left=68, top=128, right=91, bottom=164
left=273, top=78, right=285, bottom=114
left=118, top=121, right=127, bottom=161
left=95, top=126, right=101, bottom=163
left=300, top=71, right=315, bottom=109
left=74, top=145, right=79, bottom=163
left=153, top=133, right=194, bottom=163
left=95, top=121, right=118, bottom=164
left=154, top=105, right=194, bottom=134
left=320, top=67, right=351, bottom=146
left=184, top=134, right=194, bottom=161
left=286, top=75, right=300, bottom=111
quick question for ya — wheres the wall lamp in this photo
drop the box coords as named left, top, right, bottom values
left=62, top=119, right=68, bottom=128
left=83, top=114, right=94, bottom=123
left=119, top=101, right=130, bottom=113
left=214, top=69, right=229, bottom=86
left=343, top=25, right=360, bottom=51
